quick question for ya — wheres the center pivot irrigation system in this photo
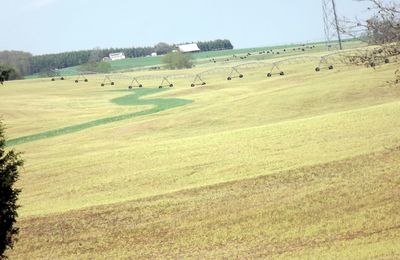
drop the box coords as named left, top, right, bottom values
left=190, top=74, right=207, bottom=87
left=100, top=73, right=195, bottom=89
left=74, top=73, right=89, bottom=83
left=227, top=67, right=244, bottom=81
left=49, top=48, right=394, bottom=89
left=101, top=75, right=115, bottom=86
left=48, top=69, right=65, bottom=81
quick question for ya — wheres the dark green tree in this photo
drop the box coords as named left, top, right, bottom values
left=162, top=52, right=193, bottom=69
left=0, top=70, right=11, bottom=85
left=79, top=61, right=111, bottom=73
left=0, top=65, right=20, bottom=84
left=88, top=47, right=103, bottom=63
left=154, top=42, right=173, bottom=55
left=0, top=121, right=23, bottom=258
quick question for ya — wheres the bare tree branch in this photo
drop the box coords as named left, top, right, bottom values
left=340, top=0, right=400, bottom=85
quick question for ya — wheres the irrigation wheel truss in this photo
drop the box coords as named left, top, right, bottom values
left=47, top=48, right=395, bottom=89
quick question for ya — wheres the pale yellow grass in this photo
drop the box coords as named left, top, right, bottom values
left=0, top=57, right=399, bottom=258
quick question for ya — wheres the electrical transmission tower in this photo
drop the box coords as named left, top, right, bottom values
left=322, top=0, right=343, bottom=50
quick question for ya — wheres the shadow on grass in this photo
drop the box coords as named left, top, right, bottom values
left=6, top=88, right=192, bottom=146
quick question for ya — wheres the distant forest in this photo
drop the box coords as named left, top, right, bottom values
left=0, top=39, right=233, bottom=78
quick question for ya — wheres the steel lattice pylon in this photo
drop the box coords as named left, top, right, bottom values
left=322, top=0, right=343, bottom=50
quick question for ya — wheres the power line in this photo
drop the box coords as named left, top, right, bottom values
left=322, top=0, right=343, bottom=50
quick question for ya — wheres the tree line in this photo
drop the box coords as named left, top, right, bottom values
left=0, top=39, right=234, bottom=78
left=197, top=39, right=233, bottom=52
left=0, top=51, right=32, bottom=80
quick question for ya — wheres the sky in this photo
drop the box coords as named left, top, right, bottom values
left=0, top=0, right=371, bottom=55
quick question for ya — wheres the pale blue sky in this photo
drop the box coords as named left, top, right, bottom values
left=0, top=0, right=371, bottom=55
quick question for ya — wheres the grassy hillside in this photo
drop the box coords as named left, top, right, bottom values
left=1, top=49, right=399, bottom=258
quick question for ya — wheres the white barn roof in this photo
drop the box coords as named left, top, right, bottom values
left=178, top=43, right=200, bottom=53
left=109, top=52, right=126, bottom=61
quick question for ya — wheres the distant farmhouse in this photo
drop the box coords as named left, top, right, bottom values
left=177, top=43, right=200, bottom=53
left=108, top=52, right=126, bottom=61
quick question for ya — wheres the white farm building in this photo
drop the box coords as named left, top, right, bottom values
left=177, top=43, right=200, bottom=53
left=109, top=52, right=126, bottom=61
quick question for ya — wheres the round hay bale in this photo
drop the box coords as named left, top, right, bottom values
left=60, top=77, right=65, bottom=80
left=279, top=71, right=285, bottom=76
left=202, top=82, right=206, bottom=85
left=158, top=86, right=163, bottom=89
left=169, top=84, right=173, bottom=87
left=227, top=77, right=232, bottom=80
left=267, top=73, right=272, bottom=77
left=191, top=84, right=195, bottom=87
left=328, top=65, right=334, bottom=70
left=111, top=82, right=115, bottom=85
left=75, top=80, right=79, bottom=83
left=84, top=79, right=88, bottom=82
left=239, top=74, right=244, bottom=78
left=139, top=84, right=143, bottom=88
left=315, top=67, right=320, bottom=72
left=384, top=58, right=390, bottom=64
left=128, top=86, right=132, bottom=89
left=51, top=78, right=55, bottom=81
left=101, top=83, right=105, bottom=87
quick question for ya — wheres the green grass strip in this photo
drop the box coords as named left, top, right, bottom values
left=6, top=88, right=192, bottom=146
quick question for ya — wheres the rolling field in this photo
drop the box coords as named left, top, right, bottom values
left=1, top=50, right=400, bottom=258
